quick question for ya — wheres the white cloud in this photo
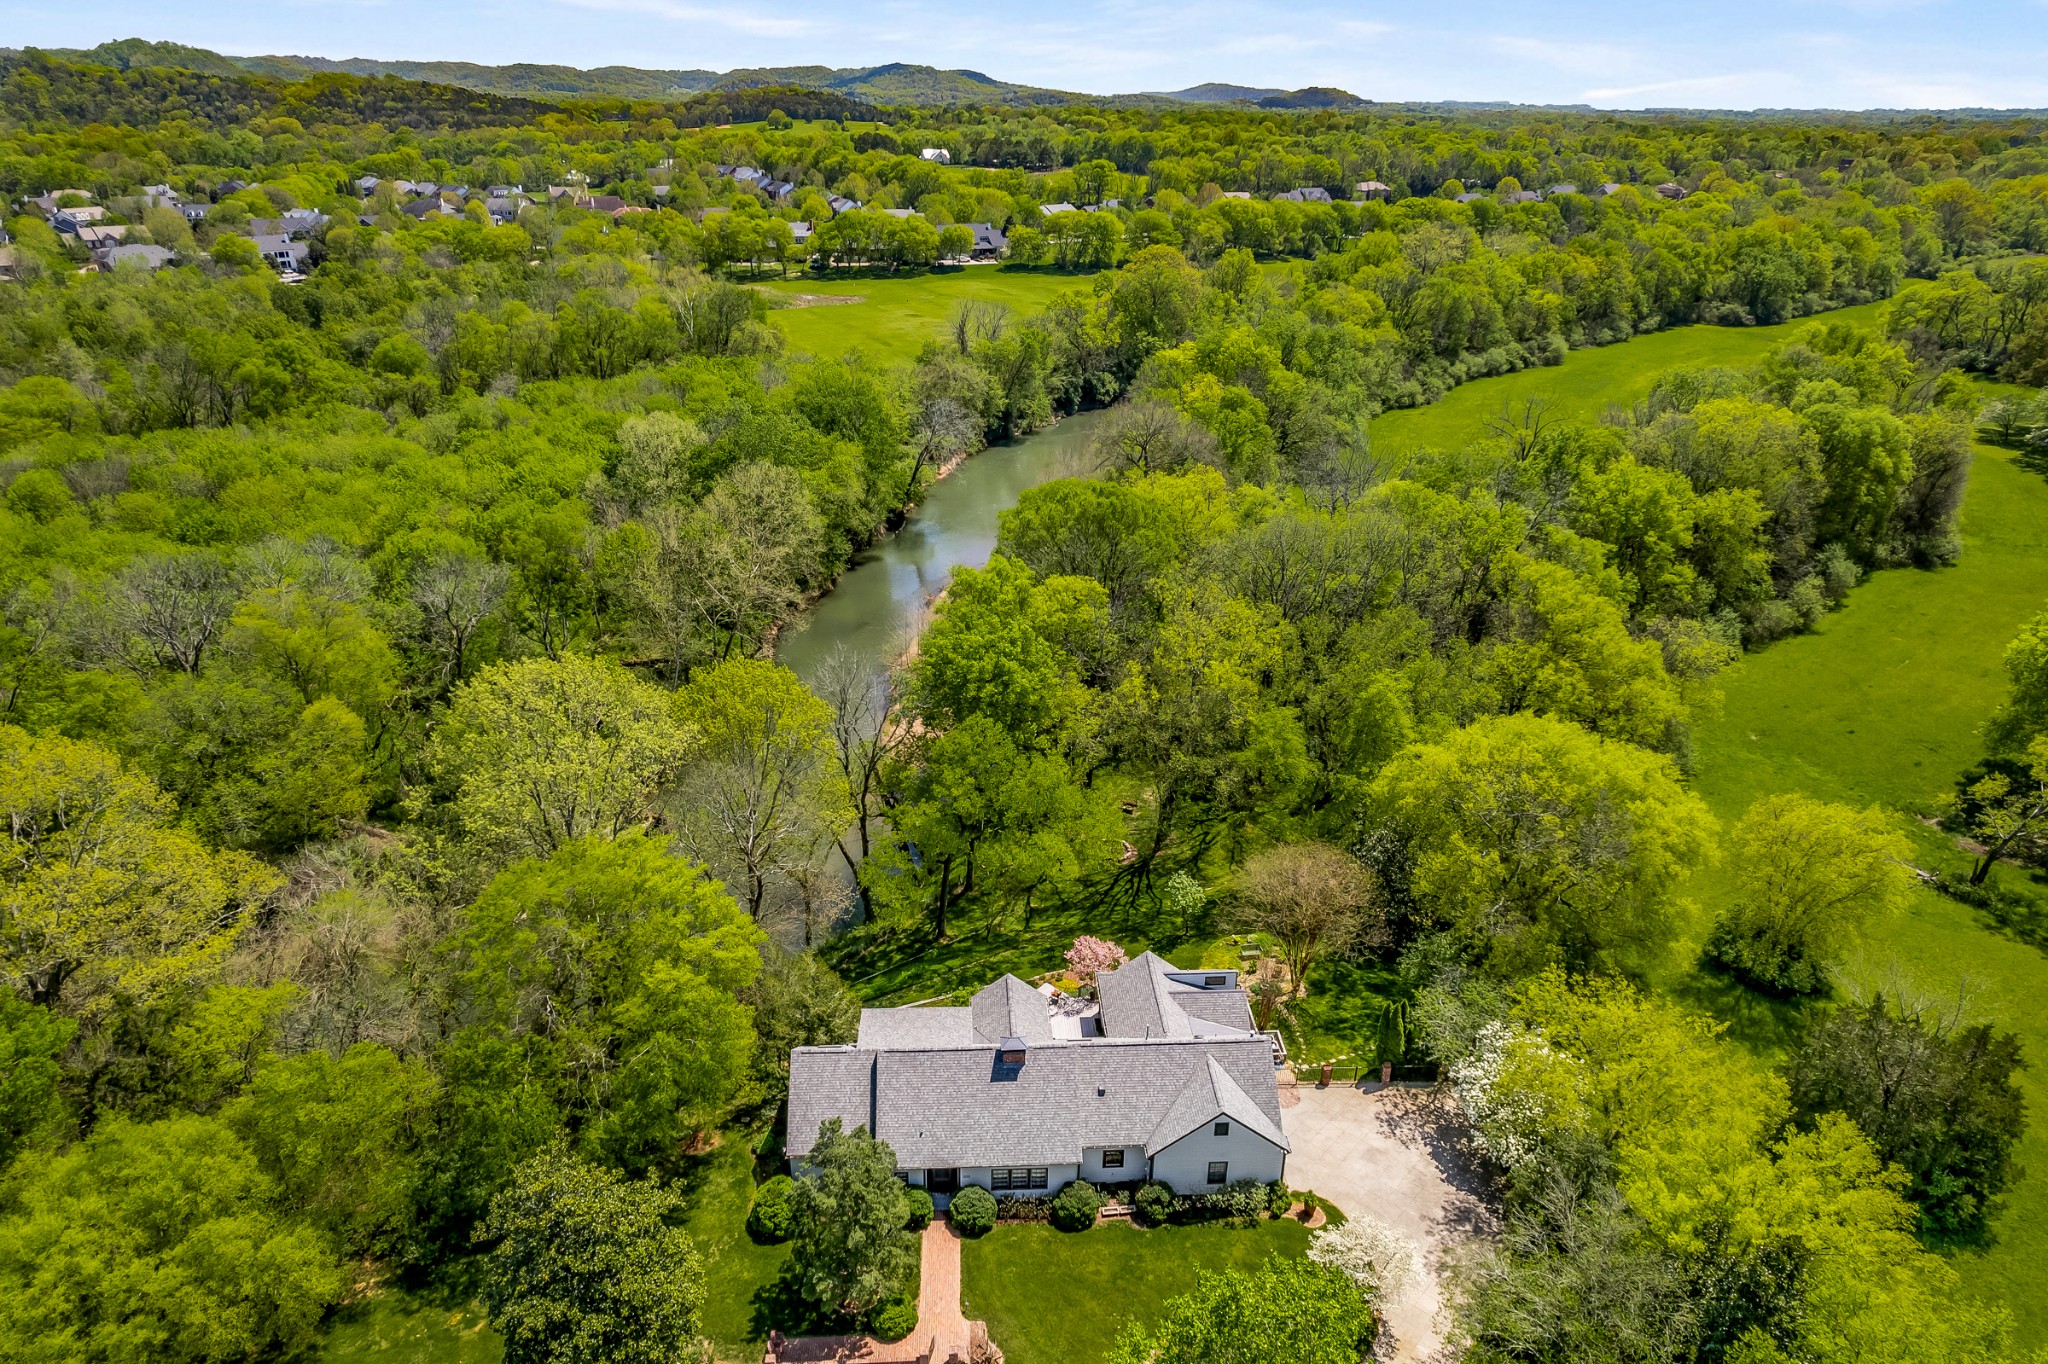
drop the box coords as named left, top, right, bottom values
left=551, top=0, right=814, bottom=39
left=1581, top=71, right=1782, bottom=105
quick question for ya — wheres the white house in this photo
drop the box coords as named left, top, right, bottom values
left=920, top=148, right=951, bottom=164
left=786, top=953, right=1289, bottom=1203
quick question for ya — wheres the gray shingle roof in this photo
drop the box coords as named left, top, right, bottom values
left=789, top=955, right=1285, bottom=1168
left=793, top=1033, right=1284, bottom=1167
left=787, top=1047, right=876, bottom=1156
left=1146, top=1054, right=1290, bottom=1154
left=1173, top=989, right=1255, bottom=1032
left=858, top=1007, right=975, bottom=1050
left=971, top=975, right=1054, bottom=1044
left=1097, top=952, right=1193, bottom=1039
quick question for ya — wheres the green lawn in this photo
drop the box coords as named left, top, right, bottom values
left=756, top=266, right=1107, bottom=364
left=960, top=1219, right=1312, bottom=1364
left=680, top=1132, right=798, bottom=1361
left=1370, top=302, right=1889, bottom=460
left=1678, top=438, right=2048, bottom=1345
left=315, top=1271, right=500, bottom=1364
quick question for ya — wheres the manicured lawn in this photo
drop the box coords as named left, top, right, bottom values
left=1370, top=302, right=1889, bottom=459
left=960, top=1218, right=1311, bottom=1364
left=756, top=267, right=1107, bottom=364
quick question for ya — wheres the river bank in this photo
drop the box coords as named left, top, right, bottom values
left=774, top=408, right=1108, bottom=695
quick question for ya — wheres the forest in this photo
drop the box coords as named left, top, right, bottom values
left=3, top=44, right=2048, bottom=1364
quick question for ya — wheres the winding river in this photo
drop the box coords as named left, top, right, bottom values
left=775, top=409, right=1108, bottom=693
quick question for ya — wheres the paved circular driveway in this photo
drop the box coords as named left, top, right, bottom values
left=1281, top=1081, right=1499, bottom=1363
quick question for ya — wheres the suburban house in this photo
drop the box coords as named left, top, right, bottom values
left=920, top=148, right=952, bottom=163
left=52, top=206, right=108, bottom=234
left=1038, top=201, right=1078, bottom=215
left=73, top=225, right=129, bottom=250
left=786, top=953, right=1289, bottom=1202
left=252, top=234, right=310, bottom=273
left=95, top=243, right=174, bottom=273
left=1274, top=186, right=1333, bottom=203
left=966, top=222, right=1007, bottom=259
left=1355, top=180, right=1394, bottom=199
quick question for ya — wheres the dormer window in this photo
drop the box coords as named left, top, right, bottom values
left=999, top=1036, right=1027, bottom=1065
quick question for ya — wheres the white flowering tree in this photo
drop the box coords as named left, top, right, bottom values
left=1448, top=1020, right=1588, bottom=1169
left=1308, top=1215, right=1423, bottom=1306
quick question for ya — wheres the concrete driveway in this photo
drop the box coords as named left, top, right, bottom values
left=1281, top=1080, right=1499, bottom=1363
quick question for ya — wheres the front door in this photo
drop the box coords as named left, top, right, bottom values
left=927, top=1167, right=959, bottom=1196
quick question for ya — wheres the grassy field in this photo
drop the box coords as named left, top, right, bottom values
left=315, top=1271, right=500, bottom=1364
left=1370, top=301, right=1889, bottom=459
left=680, top=1134, right=798, bottom=1360
left=960, top=1219, right=1312, bottom=1364
left=1675, top=436, right=2048, bottom=1345
left=757, top=267, right=1106, bottom=364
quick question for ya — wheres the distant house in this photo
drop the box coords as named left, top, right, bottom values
left=483, top=196, right=526, bottom=225
left=546, top=185, right=579, bottom=200
left=1592, top=183, right=1623, bottom=197
left=249, top=211, right=327, bottom=240
left=790, top=220, right=813, bottom=245
left=216, top=179, right=249, bottom=197
left=355, top=175, right=382, bottom=194
left=1654, top=182, right=1688, bottom=200
left=0, top=246, right=19, bottom=282
left=28, top=190, right=95, bottom=218
left=252, top=234, right=309, bottom=273
left=880, top=207, right=922, bottom=220
left=1500, top=189, right=1541, bottom=205
left=920, top=148, right=951, bottom=164
left=1355, top=180, right=1393, bottom=199
left=966, top=222, right=1007, bottom=259
left=73, top=225, right=130, bottom=249
left=1546, top=183, right=1580, bottom=197
left=576, top=195, right=627, bottom=213
left=1219, top=191, right=1252, bottom=200
left=401, top=198, right=453, bottom=221
left=95, top=243, right=174, bottom=273
left=787, top=953, right=1290, bottom=1203
left=758, top=179, right=797, bottom=203
left=1273, top=187, right=1333, bottom=203
left=177, top=203, right=211, bottom=225
left=1039, top=201, right=1078, bottom=215
left=487, top=184, right=523, bottom=198
left=52, top=206, right=108, bottom=234
left=1454, top=192, right=1485, bottom=204
left=140, top=183, right=180, bottom=206
left=827, top=195, right=861, bottom=214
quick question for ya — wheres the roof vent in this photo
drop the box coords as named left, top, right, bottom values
left=999, top=1036, right=1028, bottom=1065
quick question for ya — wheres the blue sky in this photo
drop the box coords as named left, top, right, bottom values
left=6, top=0, right=2046, bottom=109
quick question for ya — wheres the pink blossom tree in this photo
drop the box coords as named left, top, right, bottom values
left=1064, top=936, right=1127, bottom=988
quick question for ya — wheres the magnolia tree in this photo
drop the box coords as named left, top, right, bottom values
left=1308, top=1215, right=1423, bottom=1306
left=1065, top=936, right=1127, bottom=986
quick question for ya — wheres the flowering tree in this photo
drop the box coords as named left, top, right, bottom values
left=1308, top=1215, right=1423, bottom=1306
left=1448, top=1021, right=1588, bottom=1169
left=1065, top=935, right=1128, bottom=986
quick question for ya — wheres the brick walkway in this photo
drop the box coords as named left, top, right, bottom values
left=764, top=1221, right=980, bottom=1364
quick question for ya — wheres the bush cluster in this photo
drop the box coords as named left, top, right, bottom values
left=948, top=1185, right=997, bottom=1236
left=1134, top=1181, right=1176, bottom=1225
left=747, top=1174, right=795, bottom=1242
left=901, top=1186, right=934, bottom=1231
left=871, top=1297, right=918, bottom=1341
left=1049, top=1178, right=1101, bottom=1231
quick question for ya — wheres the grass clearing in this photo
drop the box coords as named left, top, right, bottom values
left=757, top=267, right=1107, bottom=364
left=315, top=1269, right=500, bottom=1364
left=960, top=1219, right=1311, bottom=1364
left=1370, top=302, right=1889, bottom=459
left=679, top=1131, right=796, bottom=1361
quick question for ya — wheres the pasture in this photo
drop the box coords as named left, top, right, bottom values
left=758, top=267, right=1107, bottom=364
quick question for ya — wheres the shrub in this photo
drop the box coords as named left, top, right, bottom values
left=1134, top=1181, right=1175, bottom=1226
left=871, top=1297, right=918, bottom=1341
left=1197, top=1178, right=1269, bottom=1222
left=1050, top=1179, right=1101, bottom=1231
left=1267, top=1180, right=1293, bottom=1217
left=902, top=1186, right=933, bottom=1230
left=748, top=1174, right=796, bottom=1242
left=949, top=1185, right=997, bottom=1236
left=995, top=1194, right=1052, bottom=1223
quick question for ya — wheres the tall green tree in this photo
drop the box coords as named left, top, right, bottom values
left=788, top=1119, right=916, bottom=1317
left=478, top=1148, right=705, bottom=1364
